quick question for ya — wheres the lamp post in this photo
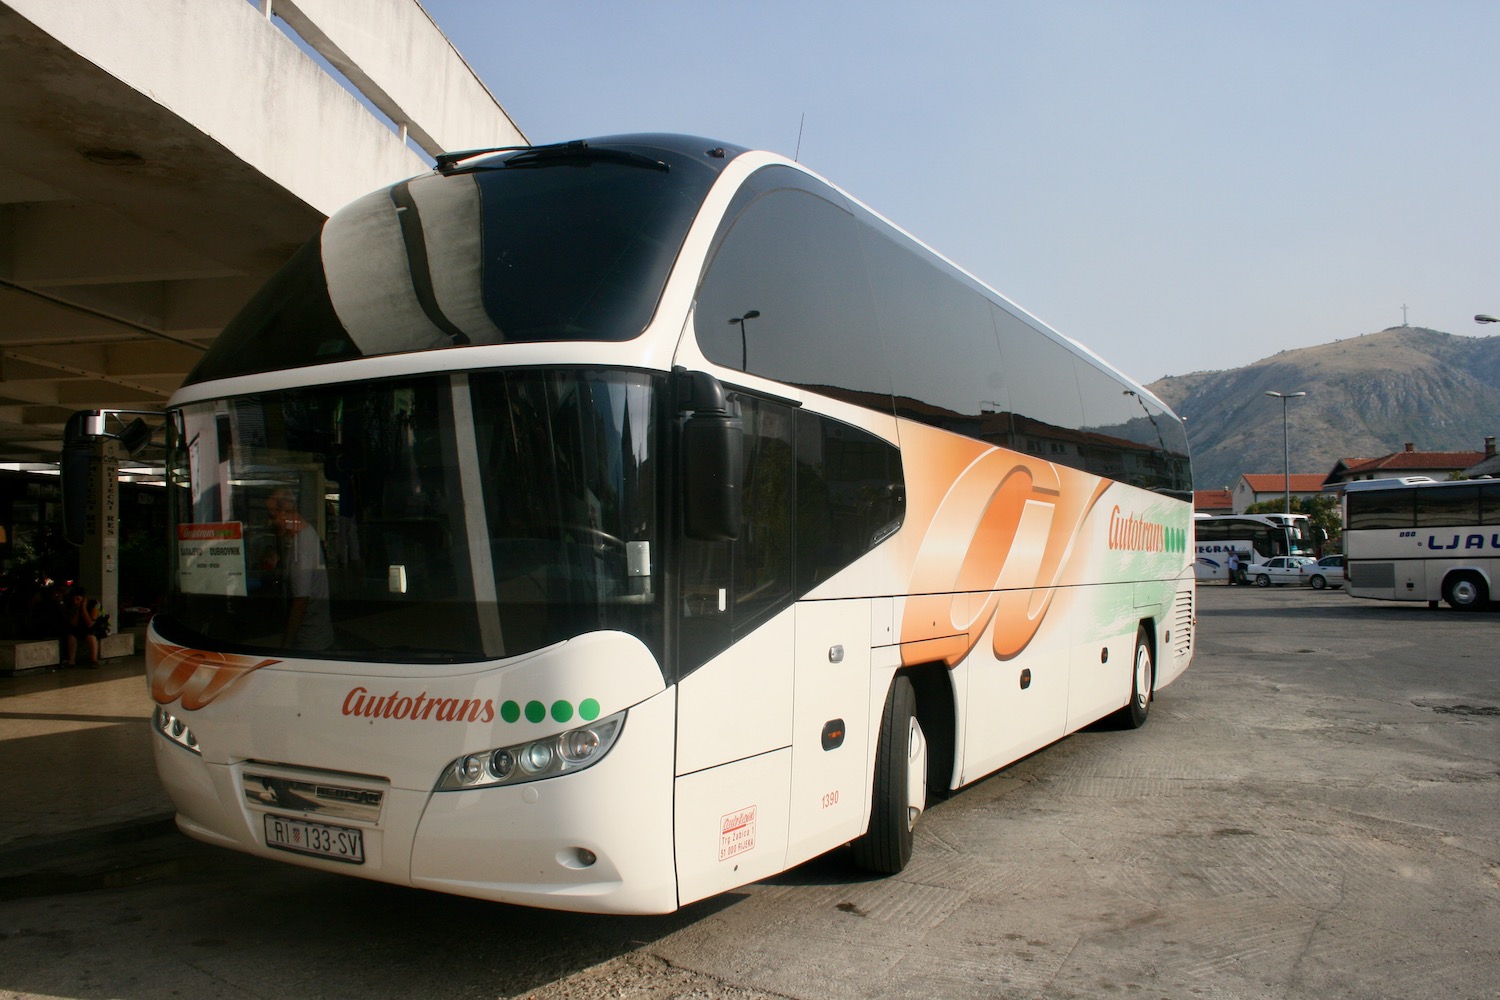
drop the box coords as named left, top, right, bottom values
left=1264, top=390, right=1307, bottom=514
left=728, top=310, right=760, bottom=371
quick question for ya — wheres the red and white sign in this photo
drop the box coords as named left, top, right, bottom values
left=177, top=521, right=247, bottom=596
left=718, top=805, right=757, bottom=861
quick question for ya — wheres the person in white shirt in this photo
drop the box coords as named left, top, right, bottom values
left=266, top=488, right=335, bottom=650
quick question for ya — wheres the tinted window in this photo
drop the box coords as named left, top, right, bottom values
left=1484, top=482, right=1500, bottom=525
left=796, top=412, right=905, bottom=591
left=191, top=138, right=730, bottom=385
left=694, top=169, right=890, bottom=407
left=1347, top=490, right=1415, bottom=530
left=677, top=399, right=906, bottom=674
left=162, top=377, right=484, bottom=661
left=861, top=225, right=1004, bottom=442
left=1415, top=486, right=1479, bottom=528
left=187, top=237, right=359, bottom=384
left=1195, top=519, right=1277, bottom=554
left=695, top=165, right=1191, bottom=495
left=162, top=370, right=667, bottom=665
left=993, top=304, right=1084, bottom=457
left=679, top=394, right=795, bottom=670
left=1076, top=362, right=1192, bottom=493
left=468, top=370, right=663, bottom=661
left=473, top=149, right=716, bottom=341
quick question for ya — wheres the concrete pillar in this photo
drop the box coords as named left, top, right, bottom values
left=81, top=438, right=123, bottom=622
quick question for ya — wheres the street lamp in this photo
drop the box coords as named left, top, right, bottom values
left=1264, top=390, right=1307, bottom=514
left=728, top=310, right=760, bottom=371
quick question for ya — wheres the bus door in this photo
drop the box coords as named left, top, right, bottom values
left=785, top=599, right=872, bottom=867
left=671, top=393, right=798, bottom=905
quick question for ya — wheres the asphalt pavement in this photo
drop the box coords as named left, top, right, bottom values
left=0, top=646, right=173, bottom=874
left=0, top=587, right=1496, bottom=1000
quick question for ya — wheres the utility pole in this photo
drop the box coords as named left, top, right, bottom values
left=1265, top=390, right=1308, bottom=514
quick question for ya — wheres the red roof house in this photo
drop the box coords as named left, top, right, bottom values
left=1232, top=473, right=1328, bottom=512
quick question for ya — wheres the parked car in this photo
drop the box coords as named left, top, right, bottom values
left=1300, top=554, right=1345, bottom=590
left=1251, top=555, right=1315, bottom=587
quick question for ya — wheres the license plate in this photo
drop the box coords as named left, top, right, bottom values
left=263, top=814, right=365, bottom=864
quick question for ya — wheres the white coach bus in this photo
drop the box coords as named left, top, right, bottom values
left=1192, top=512, right=1318, bottom=583
left=1343, top=477, right=1500, bottom=610
left=134, top=135, right=1195, bottom=913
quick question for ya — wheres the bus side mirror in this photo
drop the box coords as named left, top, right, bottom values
left=683, top=413, right=743, bottom=540
left=676, top=370, right=743, bottom=541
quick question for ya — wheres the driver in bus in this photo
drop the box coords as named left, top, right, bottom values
left=265, top=488, right=335, bottom=651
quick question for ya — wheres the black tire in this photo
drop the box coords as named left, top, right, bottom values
left=1309, top=574, right=1326, bottom=590
left=1443, top=572, right=1488, bottom=611
left=850, top=675, right=926, bottom=874
left=1254, top=574, right=1271, bottom=588
left=1112, top=626, right=1153, bottom=729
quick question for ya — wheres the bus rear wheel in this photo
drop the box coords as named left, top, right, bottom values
left=1443, top=572, right=1488, bottom=611
left=851, top=675, right=926, bottom=874
left=1112, top=626, right=1153, bottom=729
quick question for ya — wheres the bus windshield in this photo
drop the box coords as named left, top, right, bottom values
left=161, top=369, right=662, bottom=665
left=185, top=137, right=731, bottom=385
left=1284, top=520, right=1316, bottom=556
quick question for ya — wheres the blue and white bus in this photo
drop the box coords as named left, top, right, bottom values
left=1193, top=512, right=1317, bottom=582
left=1343, top=477, right=1499, bottom=609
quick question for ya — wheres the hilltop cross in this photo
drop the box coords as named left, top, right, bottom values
left=1401, top=304, right=1409, bottom=327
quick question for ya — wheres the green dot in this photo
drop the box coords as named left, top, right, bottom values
left=579, top=698, right=600, bottom=721
left=500, top=700, right=521, bottom=723
left=551, top=700, right=573, bottom=724
left=524, top=700, right=546, bottom=724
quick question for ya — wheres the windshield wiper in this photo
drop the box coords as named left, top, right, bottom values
left=435, top=140, right=669, bottom=176
left=434, top=143, right=530, bottom=174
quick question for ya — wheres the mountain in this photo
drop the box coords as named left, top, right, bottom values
left=1146, top=327, right=1500, bottom=491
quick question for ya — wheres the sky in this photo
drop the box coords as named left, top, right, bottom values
left=420, top=0, right=1500, bottom=386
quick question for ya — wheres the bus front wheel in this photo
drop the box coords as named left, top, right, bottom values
left=1443, top=572, right=1488, bottom=611
left=851, top=675, right=926, bottom=874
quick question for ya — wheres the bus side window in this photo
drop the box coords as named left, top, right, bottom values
left=795, top=411, right=904, bottom=591
left=1415, top=485, right=1479, bottom=528
left=859, top=221, right=1002, bottom=441
left=692, top=169, right=889, bottom=409
left=679, top=395, right=794, bottom=672
left=1347, top=491, right=1414, bottom=530
left=1484, top=482, right=1500, bottom=526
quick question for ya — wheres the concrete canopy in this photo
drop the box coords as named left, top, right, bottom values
left=0, top=0, right=524, bottom=466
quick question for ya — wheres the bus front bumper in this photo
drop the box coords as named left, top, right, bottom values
left=154, top=692, right=680, bottom=914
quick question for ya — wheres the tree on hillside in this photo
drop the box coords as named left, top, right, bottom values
left=1244, top=495, right=1343, bottom=552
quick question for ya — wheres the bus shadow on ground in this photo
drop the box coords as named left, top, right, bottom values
left=757, top=847, right=887, bottom=889
left=0, top=824, right=743, bottom=1000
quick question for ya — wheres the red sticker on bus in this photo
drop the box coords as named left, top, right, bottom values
left=718, top=805, right=757, bottom=861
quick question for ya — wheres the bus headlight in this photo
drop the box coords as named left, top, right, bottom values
left=436, top=711, right=625, bottom=791
left=154, top=706, right=202, bottom=756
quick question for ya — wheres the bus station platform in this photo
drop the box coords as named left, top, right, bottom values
left=0, top=648, right=175, bottom=874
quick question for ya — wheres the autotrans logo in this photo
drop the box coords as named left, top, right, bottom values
left=340, top=688, right=605, bottom=726
left=1108, top=506, right=1186, bottom=552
